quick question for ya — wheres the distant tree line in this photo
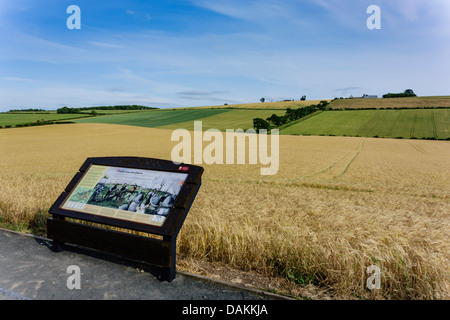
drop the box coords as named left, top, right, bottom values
left=383, top=89, right=416, bottom=99
left=253, top=101, right=329, bottom=130
left=0, top=120, right=76, bottom=129
left=7, top=108, right=47, bottom=112
left=57, top=105, right=158, bottom=114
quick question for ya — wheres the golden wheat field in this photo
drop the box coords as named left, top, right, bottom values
left=329, top=96, right=450, bottom=109
left=0, top=123, right=449, bottom=299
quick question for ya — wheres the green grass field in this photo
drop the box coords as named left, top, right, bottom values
left=0, top=113, right=89, bottom=126
left=77, top=109, right=151, bottom=115
left=160, top=109, right=287, bottom=131
left=75, top=108, right=287, bottom=131
left=74, top=109, right=231, bottom=127
left=280, top=109, right=450, bottom=139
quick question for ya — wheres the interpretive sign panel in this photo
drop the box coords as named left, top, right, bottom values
left=62, top=165, right=188, bottom=227
left=47, top=157, right=203, bottom=281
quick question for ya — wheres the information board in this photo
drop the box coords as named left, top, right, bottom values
left=62, top=164, right=188, bottom=227
left=47, top=157, right=203, bottom=281
left=48, top=157, right=203, bottom=237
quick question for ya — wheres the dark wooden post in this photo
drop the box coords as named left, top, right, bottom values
left=51, top=214, right=65, bottom=252
left=159, top=236, right=176, bottom=281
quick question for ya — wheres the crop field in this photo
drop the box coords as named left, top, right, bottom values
left=75, top=108, right=287, bottom=131
left=77, top=109, right=152, bottom=115
left=0, top=113, right=89, bottom=127
left=329, top=96, right=450, bottom=109
left=74, top=109, right=231, bottom=128
left=192, top=100, right=329, bottom=110
left=160, top=109, right=287, bottom=131
left=281, top=109, right=450, bottom=140
left=0, top=123, right=448, bottom=299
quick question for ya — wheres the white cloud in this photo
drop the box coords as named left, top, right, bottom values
left=177, top=90, right=241, bottom=103
left=0, top=31, right=90, bottom=64
left=88, top=41, right=126, bottom=49
left=2, top=77, right=36, bottom=83
left=308, top=0, right=450, bottom=33
left=191, top=0, right=312, bottom=29
left=0, top=82, right=180, bottom=110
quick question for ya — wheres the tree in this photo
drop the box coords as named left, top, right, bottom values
left=383, top=89, right=417, bottom=98
left=318, top=101, right=329, bottom=110
left=253, top=118, right=270, bottom=130
left=57, top=106, right=71, bottom=114
left=300, top=95, right=306, bottom=101
left=286, top=108, right=296, bottom=121
left=260, top=97, right=265, bottom=103
left=266, top=114, right=283, bottom=127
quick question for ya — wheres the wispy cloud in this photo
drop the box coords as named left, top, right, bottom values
left=177, top=90, right=239, bottom=103
left=0, top=31, right=90, bottom=64
left=307, top=0, right=450, bottom=33
left=334, top=87, right=365, bottom=97
left=88, top=41, right=126, bottom=49
left=0, top=81, right=180, bottom=109
left=178, top=90, right=229, bottom=97
left=2, top=77, right=36, bottom=83
left=191, top=0, right=312, bottom=29
left=193, top=0, right=289, bottom=20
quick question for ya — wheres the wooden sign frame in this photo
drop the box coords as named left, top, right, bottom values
left=47, top=157, right=203, bottom=281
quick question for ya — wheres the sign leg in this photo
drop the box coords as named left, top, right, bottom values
left=48, top=215, right=65, bottom=252
left=158, top=236, right=176, bottom=281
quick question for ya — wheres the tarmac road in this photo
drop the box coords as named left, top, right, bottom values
left=0, top=228, right=284, bottom=300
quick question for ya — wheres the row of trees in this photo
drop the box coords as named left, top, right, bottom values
left=253, top=101, right=329, bottom=130
left=383, top=89, right=416, bottom=98
left=57, top=105, right=158, bottom=114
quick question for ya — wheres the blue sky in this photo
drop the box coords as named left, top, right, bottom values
left=1, top=0, right=449, bottom=111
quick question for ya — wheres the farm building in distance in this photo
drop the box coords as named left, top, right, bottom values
left=349, top=94, right=378, bottom=99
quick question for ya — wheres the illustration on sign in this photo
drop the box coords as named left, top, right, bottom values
left=62, top=165, right=188, bottom=226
